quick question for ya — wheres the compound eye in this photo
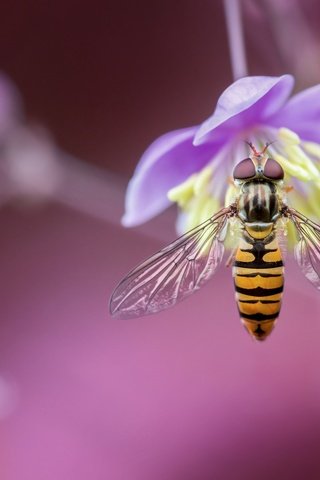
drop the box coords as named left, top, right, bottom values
left=233, top=158, right=256, bottom=180
left=264, top=158, right=284, bottom=180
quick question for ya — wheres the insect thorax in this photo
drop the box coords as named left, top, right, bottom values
left=238, top=180, right=279, bottom=222
left=237, top=180, right=280, bottom=240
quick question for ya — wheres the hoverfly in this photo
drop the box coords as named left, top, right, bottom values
left=110, top=143, right=320, bottom=340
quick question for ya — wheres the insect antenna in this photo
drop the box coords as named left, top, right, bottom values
left=245, top=141, right=259, bottom=156
left=245, top=140, right=276, bottom=156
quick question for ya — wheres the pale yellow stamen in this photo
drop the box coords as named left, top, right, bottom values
left=186, top=195, right=208, bottom=230
left=284, top=145, right=319, bottom=178
left=275, top=127, right=320, bottom=181
left=167, top=174, right=197, bottom=208
left=273, top=153, right=313, bottom=181
left=313, top=194, right=320, bottom=216
left=193, top=166, right=213, bottom=196
left=186, top=196, right=219, bottom=231
left=201, top=196, right=219, bottom=222
left=278, top=127, right=300, bottom=145
left=168, top=162, right=216, bottom=215
left=224, top=183, right=237, bottom=207
left=303, top=141, right=320, bottom=160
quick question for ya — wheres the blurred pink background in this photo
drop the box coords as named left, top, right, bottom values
left=1, top=1, right=320, bottom=479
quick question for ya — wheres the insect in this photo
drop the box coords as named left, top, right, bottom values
left=110, top=143, right=320, bottom=340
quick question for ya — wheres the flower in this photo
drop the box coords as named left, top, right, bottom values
left=122, top=74, right=320, bottom=233
left=0, top=72, right=22, bottom=139
left=3, top=125, right=63, bottom=200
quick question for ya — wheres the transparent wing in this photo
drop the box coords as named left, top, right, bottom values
left=110, top=206, right=234, bottom=318
left=275, top=218, right=288, bottom=261
left=286, top=207, right=320, bottom=289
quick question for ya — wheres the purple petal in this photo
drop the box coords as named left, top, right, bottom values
left=122, top=127, right=223, bottom=226
left=194, top=75, right=294, bottom=145
left=269, top=84, right=320, bottom=142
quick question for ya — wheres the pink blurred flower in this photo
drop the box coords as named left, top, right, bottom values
left=2, top=125, right=63, bottom=200
left=0, top=73, right=23, bottom=139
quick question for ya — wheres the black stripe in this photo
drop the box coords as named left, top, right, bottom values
left=240, top=248, right=277, bottom=253
left=239, top=299, right=280, bottom=304
left=234, top=260, right=283, bottom=269
left=236, top=272, right=282, bottom=278
left=252, top=194, right=259, bottom=209
left=240, top=312, right=279, bottom=321
left=235, top=285, right=283, bottom=296
left=269, top=194, right=276, bottom=215
left=261, top=300, right=281, bottom=304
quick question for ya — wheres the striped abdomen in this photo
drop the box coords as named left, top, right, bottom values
left=233, top=236, right=284, bottom=341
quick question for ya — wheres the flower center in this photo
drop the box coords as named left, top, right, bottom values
left=167, top=165, right=220, bottom=232
left=268, top=127, right=320, bottom=182
left=167, top=127, right=320, bottom=233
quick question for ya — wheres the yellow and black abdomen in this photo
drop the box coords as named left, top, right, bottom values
left=233, top=237, right=284, bottom=341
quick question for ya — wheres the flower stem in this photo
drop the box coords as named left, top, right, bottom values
left=223, top=0, right=248, bottom=80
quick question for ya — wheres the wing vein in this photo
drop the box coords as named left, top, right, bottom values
left=110, top=206, right=234, bottom=318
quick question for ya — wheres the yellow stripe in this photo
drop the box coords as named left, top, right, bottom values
left=263, top=248, right=282, bottom=263
left=235, top=250, right=255, bottom=262
left=235, top=292, right=283, bottom=302
left=245, top=225, right=273, bottom=239
left=234, top=266, right=284, bottom=276
left=238, top=301, right=281, bottom=316
left=234, top=275, right=283, bottom=290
